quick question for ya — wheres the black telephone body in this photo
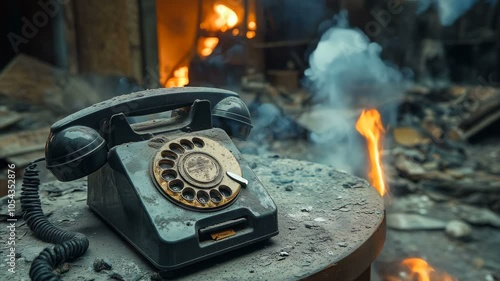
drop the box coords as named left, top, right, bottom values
left=44, top=87, right=279, bottom=272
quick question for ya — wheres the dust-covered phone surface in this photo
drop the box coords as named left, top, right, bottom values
left=21, top=87, right=278, bottom=280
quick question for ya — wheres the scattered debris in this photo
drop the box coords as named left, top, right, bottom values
left=93, top=258, right=113, bottom=272
left=337, top=242, right=348, bottom=247
left=393, top=127, right=429, bottom=146
left=0, top=107, right=22, bottom=130
left=109, top=272, right=125, bottom=281
left=0, top=127, right=49, bottom=159
left=304, top=223, right=319, bottom=229
left=0, top=54, right=101, bottom=113
left=387, top=213, right=447, bottom=230
left=385, top=84, right=500, bottom=214
left=455, top=204, right=500, bottom=228
left=279, top=251, right=289, bottom=257
left=300, top=206, right=312, bottom=212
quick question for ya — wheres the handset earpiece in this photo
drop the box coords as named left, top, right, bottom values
left=45, top=126, right=108, bottom=182
left=212, top=97, right=253, bottom=140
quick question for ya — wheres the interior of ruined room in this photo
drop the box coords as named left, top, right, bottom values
left=0, top=0, right=499, bottom=280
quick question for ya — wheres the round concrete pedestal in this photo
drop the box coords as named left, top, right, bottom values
left=10, top=155, right=385, bottom=281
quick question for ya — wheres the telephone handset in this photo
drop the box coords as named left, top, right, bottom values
left=22, top=87, right=278, bottom=280
left=45, top=87, right=253, bottom=182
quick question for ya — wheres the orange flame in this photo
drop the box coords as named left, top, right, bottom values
left=165, top=66, right=189, bottom=88
left=246, top=20, right=256, bottom=39
left=401, top=258, right=456, bottom=281
left=248, top=21, right=256, bottom=30
left=198, top=37, right=219, bottom=57
left=213, top=4, right=238, bottom=32
left=355, top=109, right=386, bottom=197
left=246, top=30, right=256, bottom=39
left=197, top=4, right=240, bottom=58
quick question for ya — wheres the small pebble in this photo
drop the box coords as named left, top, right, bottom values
left=285, top=185, right=293, bottom=191
left=445, top=220, right=472, bottom=239
left=279, top=251, right=289, bottom=257
left=93, top=258, right=112, bottom=272
left=337, top=242, right=348, bottom=247
left=300, top=206, right=312, bottom=212
left=109, top=272, right=125, bottom=281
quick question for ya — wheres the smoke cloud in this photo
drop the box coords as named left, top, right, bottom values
left=418, top=0, right=496, bottom=26
left=303, top=11, right=406, bottom=173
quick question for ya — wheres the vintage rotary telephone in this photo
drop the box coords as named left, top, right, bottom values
left=21, top=87, right=278, bottom=280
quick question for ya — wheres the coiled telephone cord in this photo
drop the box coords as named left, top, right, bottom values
left=20, top=159, right=89, bottom=281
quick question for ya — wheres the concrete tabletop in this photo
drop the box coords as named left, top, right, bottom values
left=2, top=154, right=385, bottom=281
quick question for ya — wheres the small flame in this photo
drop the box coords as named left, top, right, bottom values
left=198, top=37, right=219, bottom=57
left=246, top=30, right=256, bottom=39
left=246, top=20, right=256, bottom=38
left=248, top=21, right=256, bottom=30
left=355, top=109, right=386, bottom=197
left=401, top=258, right=456, bottom=281
left=213, top=4, right=238, bottom=32
left=165, top=66, right=189, bottom=88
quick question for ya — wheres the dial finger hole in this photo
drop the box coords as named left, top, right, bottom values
left=219, top=185, right=232, bottom=197
left=180, top=139, right=194, bottom=150
left=159, top=159, right=175, bottom=169
left=197, top=190, right=210, bottom=204
left=192, top=137, right=205, bottom=148
left=182, top=188, right=195, bottom=201
left=169, top=143, right=185, bottom=154
left=168, top=179, right=184, bottom=192
left=161, top=169, right=177, bottom=181
left=161, top=150, right=178, bottom=160
left=210, top=189, right=223, bottom=203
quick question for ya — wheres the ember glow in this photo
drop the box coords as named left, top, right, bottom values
left=165, top=66, right=189, bottom=88
left=401, top=258, right=456, bottom=281
left=355, top=109, right=386, bottom=197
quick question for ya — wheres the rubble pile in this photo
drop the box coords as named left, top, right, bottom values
left=387, top=85, right=500, bottom=212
